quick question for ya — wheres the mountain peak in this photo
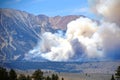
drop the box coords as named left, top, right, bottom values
left=0, top=8, right=82, bottom=61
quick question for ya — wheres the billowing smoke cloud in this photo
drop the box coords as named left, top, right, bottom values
left=98, top=22, right=120, bottom=59
left=25, top=0, right=120, bottom=61
left=40, top=18, right=104, bottom=61
left=40, top=32, right=74, bottom=61
left=26, top=17, right=103, bottom=61
left=88, top=0, right=120, bottom=59
left=89, top=0, right=120, bottom=25
left=66, top=17, right=103, bottom=58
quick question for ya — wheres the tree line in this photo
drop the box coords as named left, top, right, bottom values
left=0, top=67, right=64, bottom=80
left=1, top=65, right=120, bottom=80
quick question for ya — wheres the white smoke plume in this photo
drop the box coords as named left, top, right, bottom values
left=40, top=32, right=74, bottom=61
left=89, top=0, right=120, bottom=25
left=26, top=0, right=120, bottom=61
left=26, top=17, right=103, bottom=61
left=66, top=17, right=103, bottom=58
left=39, top=17, right=104, bottom=61
left=88, top=0, right=120, bottom=59
left=98, top=22, right=120, bottom=59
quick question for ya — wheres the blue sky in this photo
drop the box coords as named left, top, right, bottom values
left=0, top=0, right=96, bottom=18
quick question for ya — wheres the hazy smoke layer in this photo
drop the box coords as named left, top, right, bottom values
left=26, top=0, right=120, bottom=61
left=98, top=22, right=120, bottom=59
left=88, top=0, right=120, bottom=59
left=89, top=0, right=120, bottom=25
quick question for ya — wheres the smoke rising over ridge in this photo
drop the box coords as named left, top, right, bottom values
left=89, top=0, right=120, bottom=25
left=25, top=0, right=120, bottom=61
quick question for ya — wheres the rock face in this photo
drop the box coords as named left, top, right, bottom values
left=49, top=15, right=80, bottom=30
left=0, top=8, right=80, bottom=61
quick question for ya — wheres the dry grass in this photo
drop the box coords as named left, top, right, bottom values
left=58, top=73, right=112, bottom=80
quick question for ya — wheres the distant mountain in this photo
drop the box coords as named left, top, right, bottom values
left=0, top=8, right=81, bottom=61
left=49, top=15, right=81, bottom=30
left=2, top=61, right=120, bottom=74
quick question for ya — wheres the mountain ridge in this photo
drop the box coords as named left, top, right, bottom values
left=0, top=8, right=81, bottom=61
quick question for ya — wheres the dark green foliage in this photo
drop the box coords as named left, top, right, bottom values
left=18, top=74, right=32, bottom=80
left=26, top=75, right=32, bottom=80
left=9, top=69, right=17, bottom=80
left=115, top=66, right=120, bottom=79
left=45, top=74, right=59, bottom=80
left=111, top=75, right=115, bottom=80
left=51, top=74, right=59, bottom=80
left=0, top=67, right=62, bottom=80
left=0, top=67, right=9, bottom=80
left=32, top=69, right=44, bottom=80
left=46, top=76, right=51, bottom=80
left=18, top=74, right=27, bottom=80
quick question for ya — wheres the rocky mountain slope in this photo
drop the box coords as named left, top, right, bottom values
left=0, top=8, right=80, bottom=61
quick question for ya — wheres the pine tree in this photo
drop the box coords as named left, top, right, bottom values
left=61, top=77, right=64, bottom=80
left=32, top=69, right=43, bottom=80
left=0, top=67, right=9, bottom=80
left=111, top=75, right=115, bottom=80
left=18, top=74, right=27, bottom=80
left=26, top=75, right=31, bottom=80
left=46, top=76, right=51, bottom=80
left=9, top=69, right=17, bottom=80
left=52, top=74, right=59, bottom=80
left=115, top=66, right=120, bottom=79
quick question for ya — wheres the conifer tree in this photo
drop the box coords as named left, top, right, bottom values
left=18, top=74, right=27, bottom=80
left=111, top=75, right=115, bottom=80
left=115, top=66, right=120, bottom=80
left=46, top=76, right=51, bottom=80
left=26, top=75, right=31, bottom=80
left=61, top=77, right=64, bottom=80
left=52, top=74, right=59, bottom=80
left=9, top=69, right=17, bottom=80
left=32, top=69, right=43, bottom=80
left=0, top=67, right=9, bottom=80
